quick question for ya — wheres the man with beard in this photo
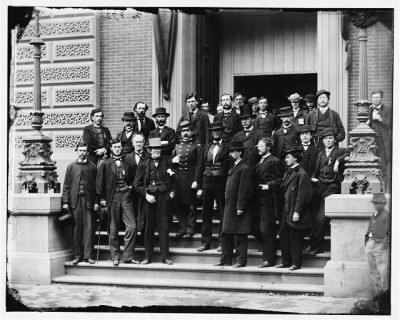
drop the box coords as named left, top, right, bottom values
left=196, top=122, right=230, bottom=252
left=133, top=137, right=175, bottom=265
left=305, top=90, right=346, bottom=150
left=253, top=96, right=281, bottom=138
left=272, top=106, right=301, bottom=160
left=177, top=93, right=210, bottom=146
left=213, top=93, right=242, bottom=143
left=148, top=107, right=177, bottom=158
left=83, top=108, right=112, bottom=166
left=233, top=92, right=246, bottom=114
left=255, top=137, right=285, bottom=267
left=62, top=142, right=98, bottom=264
left=117, top=112, right=137, bottom=157
left=288, top=93, right=308, bottom=127
left=96, top=139, right=138, bottom=266
left=133, top=102, right=156, bottom=141
left=172, top=120, right=203, bottom=239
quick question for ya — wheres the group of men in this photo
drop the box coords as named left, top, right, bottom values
left=61, top=89, right=391, bottom=271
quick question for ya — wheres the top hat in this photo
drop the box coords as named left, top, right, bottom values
left=152, top=107, right=170, bottom=118
left=178, top=120, right=192, bottom=130
left=298, top=125, right=313, bottom=134
left=304, top=94, right=316, bottom=102
left=278, top=106, right=293, bottom=118
left=248, top=97, right=258, bottom=105
left=320, top=128, right=337, bottom=138
left=239, top=104, right=256, bottom=119
left=316, top=89, right=331, bottom=99
left=146, top=137, right=162, bottom=148
left=121, top=111, right=136, bottom=121
left=229, top=140, right=246, bottom=151
left=288, top=93, right=302, bottom=102
left=371, top=193, right=387, bottom=204
left=209, top=121, right=225, bottom=131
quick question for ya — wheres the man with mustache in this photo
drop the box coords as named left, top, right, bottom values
left=213, top=93, right=242, bottom=143
left=133, top=101, right=156, bottom=141
left=117, top=112, right=137, bottom=157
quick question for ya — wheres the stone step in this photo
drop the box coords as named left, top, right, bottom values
left=94, top=246, right=330, bottom=268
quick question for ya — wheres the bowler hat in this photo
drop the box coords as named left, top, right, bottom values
left=304, top=94, right=315, bottom=102
left=229, top=140, right=246, bottom=151
left=146, top=137, right=162, bottom=148
left=371, top=193, right=387, bottom=204
left=298, top=125, right=313, bottom=134
left=283, top=146, right=303, bottom=156
left=248, top=96, right=258, bottom=104
left=288, top=93, right=302, bottom=102
left=278, top=106, right=293, bottom=118
left=179, top=120, right=192, bottom=130
left=316, top=89, right=331, bottom=99
left=320, top=128, right=337, bottom=138
left=209, top=121, right=225, bottom=131
left=239, top=104, right=255, bottom=119
left=121, top=111, right=136, bottom=121
left=152, top=107, right=170, bottom=118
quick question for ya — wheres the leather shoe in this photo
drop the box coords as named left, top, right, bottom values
left=289, top=265, right=301, bottom=271
left=175, top=232, right=185, bottom=239
left=214, top=262, right=227, bottom=266
left=197, top=244, right=210, bottom=252
left=233, top=263, right=246, bottom=268
left=275, top=264, right=290, bottom=268
left=83, top=258, right=95, bottom=264
left=71, top=258, right=81, bottom=265
left=141, top=259, right=152, bottom=265
left=123, top=259, right=140, bottom=264
left=162, top=259, right=174, bottom=265
left=258, top=261, right=275, bottom=268
left=216, top=246, right=222, bottom=252
left=113, top=259, right=119, bottom=266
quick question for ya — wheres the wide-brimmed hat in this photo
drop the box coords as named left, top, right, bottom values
left=278, top=106, right=293, bottom=118
left=371, top=193, right=387, bottom=204
left=304, top=94, right=316, bottom=102
left=247, top=97, right=258, bottom=105
left=239, top=104, right=256, bottom=119
left=320, top=128, right=337, bottom=138
left=283, top=146, right=303, bottom=156
left=178, top=120, right=192, bottom=130
left=288, top=93, right=302, bottom=102
left=298, top=125, right=313, bottom=134
left=316, top=90, right=331, bottom=99
left=121, top=111, right=136, bottom=121
left=229, top=140, right=246, bottom=151
left=152, top=107, right=170, bottom=118
left=146, top=137, right=162, bottom=148
left=209, top=121, right=225, bottom=131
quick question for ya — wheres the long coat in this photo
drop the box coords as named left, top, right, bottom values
left=133, top=116, right=156, bottom=140
left=177, top=109, right=210, bottom=146
left=232, top=128, right=263, bottom=168
left=272, top=125, right=300, bottom=159
left=300, top=144, right=319, bottom=178
left=214, top=111, right=243, bottom=142
left=281, top=165, right=312, bottom=230
left=82, top=124, right=112, bottom=163
left=222, top=160, right=253, bottom=234
left=368, top=104, right=392, bottom=165
left=148, top=126, right=177, bottom=156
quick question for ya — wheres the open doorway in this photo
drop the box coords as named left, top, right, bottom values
left=234, top=73, right=317, bottom=111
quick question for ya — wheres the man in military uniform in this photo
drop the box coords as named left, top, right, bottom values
left=133, top=101, right=156, bottom=141
left=253, top=96, right=281, bottom=138
left=116, top=112, right=137, bottom=157
left=213, top=93, right=242, bottom=142
left=288, top=92, right=308, bottom=127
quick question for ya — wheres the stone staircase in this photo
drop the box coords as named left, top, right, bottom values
left=53, top=214, right=330, bottom=295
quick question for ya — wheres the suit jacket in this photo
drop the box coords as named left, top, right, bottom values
left=300, top=144, right=319, bottom=178
left=292, top=109, right=308, bottom=126
left=368, top=104, right=392, bottom=162
left=116, top=129, right=136, bottom=157
left=306, top=108, right=346, bottom=142
left=313, top=145, right=347, bottom=184
left=177, top=109, right=210, bottom=146
left=133, top=116, right=156, bottom=140
left=62, top=160, right=98, bottom=209
left=272, top=125, right=301, bottom=159
left=96, top=157, right=135, bottom=206
left=253, top=112, right=281, bottom=137
left=125, top=149, right=151, bottom=179
left=222, top=160, right=253, bottom=234
left=232, top=127, right=263, bottom=168
left=82, top=124, right=112, bottom=154
left=214, top=111, right=243, bottom=142
left=148, top=126, right=177, bottom=156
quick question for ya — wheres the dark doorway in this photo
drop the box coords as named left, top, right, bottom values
left=234, top=73, right=317, bottom=110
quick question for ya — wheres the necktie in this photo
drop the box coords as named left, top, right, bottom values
left=190, top=111, right=194, bottom=122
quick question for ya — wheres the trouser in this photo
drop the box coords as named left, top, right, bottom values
left=71, top=195, right=95, bottom=259
left=258, top=191, right=278, bottom=264
left=201, top=181, right=225, bottom=246
left=175, top=203, right=196, bottom=235
left=220, top=233, right=248, bottom=265
left=365, top=238, right=389, bottom=295
left=144, top=192, right=170, bottom=260
left=279, top=218, right=306, bottom=267
left=109, top=191, right=137, bottom=261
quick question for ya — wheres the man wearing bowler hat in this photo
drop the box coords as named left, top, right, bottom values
left=117, top=112, right=137, bottom=157
left=133, top=137, right=175, bottom=265
left=305, top=89, right=346, bottom=150
left=133, top=101, right=156, bottom=141
left=288, top=93, right=308, bottom=126
left=148, top=107, right=177, bottom=158
left=215, top=141, right=253, bottom=268
left=303, top=94, right=316, bottom=112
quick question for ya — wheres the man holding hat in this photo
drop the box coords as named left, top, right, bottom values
left=215, top=141, right=253, bottom=268
left=305, top=89, right=345, bottom=150
left=288, top=93, right=308, bottom=126
left=272, top=106, right=300, bottom=159
left=133, top=101, right=156, bottom=141
left=196, top=121, right=231, bottom=252
left=254, top=96, right=281, bottom=138
left=303, top=94, right=316, bottom=112
left=172, top=120, right=203, bottom=239
left=83, top=108, right=112, bottom=166
left=133, top=137, right=176, bottom=265
left=213, top=93, right=243, bottom=142
left=62, top=142, right=98, bottom=264
left=117, top=112, right=137, bottom=157
left=365, top=193, right=390, bottom=296
left=148, top=107, right=177, bottom=158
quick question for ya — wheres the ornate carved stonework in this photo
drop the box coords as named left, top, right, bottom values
left=16, top=65, right=92, bottom=83
left=23, top=19, right=92, bottom=38
left=15, top=89, right=48, bottom=106
left=55, top=88, right=91, bottom=104
left=55, top=135, right=82, bottom=148
left=346, top=136, right=380, bottom=163
left=55, top=43, right=91, bottom=57
left=15, top=137, right=24, bottom=149
left=15, top=111, right=91, bottom=127
left=16, top=44, right=48, bottom=61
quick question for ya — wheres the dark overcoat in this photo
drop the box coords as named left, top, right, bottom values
left=133, top=116, right=156, bottom=140
left=292, top=109, right=308, bottom=127
left=300, top=144, right=319, bottom=178
left=253, top=112, right=281, bottom=137
left=368, top=104, right=392, bottom=164
left=214, top=111, right=243, bottom=142
left=82, top=124, right=112, bottom=154
left=116, top=129, right=137, bottom=156
left=281, top=165, right=312, bottom=230
left=232, top=128, right=263, bottom=168
left=177, top=109, right=210, bottom=146
left=222, top=160, right=253, bottom=234
left=148, top=126, right=177, bottom=156
left=272, top=125, right=301, bottom=159
left=306, top=108, right=346, bottom=143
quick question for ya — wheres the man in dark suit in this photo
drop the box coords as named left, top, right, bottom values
left=298, top=125, right=319, bottom=178
left=133, top=101, right=156, bottom=141
left=196, top=122, right=230, bottom=252
left=177, top=93, right=210, bottom=146
left=215, top=141, right=253, bottom=268
left=303, top=94, right=316, bottom=112
left=116, top=112, right=137, bottom=157
left=288, top=92, right=308, bottom=127
left=82, top=108, right=112, bottom=166
left=367, top=90, right=392, bottom=191
left=62, top=142, right=98, bottom=264
left=213, top=93, right=242, bottom=142
left=148, top=107, right=177, bottom=158
left=96, top=138, right=138, bottom=266
left=253, top=96, right=281, bottom=138
left=255, top=137, right=285, bottom=267
left=133, top=138, right=175, bottom=265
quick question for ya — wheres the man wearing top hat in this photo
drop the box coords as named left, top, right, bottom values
left=196, top=121, right=231, bottom=252
left=213, top=93, right=243, bottom=142
left=133, top=137, right=175, bottom=265
left=306, top=128, right=347, bottom=256
left=303, top=94, right=316, bottom=112
left=83, top=108, right=112, bottom=166
left=172, top=120, right=203, bottom=239
left=148, top=107, right=177, bottom=158
left=62, top=142, right=98, bottom=265
left=272, top=106, right=301, bottom=160
left=253, top=96, right=281, bottom=138
left=288, top=93, right=308, bottom=127
left=117, top=112, right=137, bottom=157
left=215, top=141, right=253, bottom=268
left=133, top=101, right=156, bottom=141
left=96, top=138, right=138, bottom=266
left=305, top=89, right=346, bottom=150
left=365, top=193, right=390, bottom=296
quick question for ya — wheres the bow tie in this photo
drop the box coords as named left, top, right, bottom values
left=213, top=140, right=221, bottom=145
left=244, top=129, right=252, bottom=133
left=373, top=106, right=381, bottom=110
left=302, top=143, right=311, bottom=147
left=136, top=152, right=142, bottom=157
left=223, top=112, right=231, bottom=116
